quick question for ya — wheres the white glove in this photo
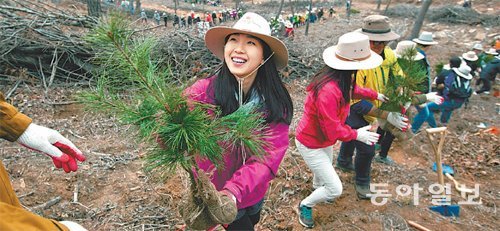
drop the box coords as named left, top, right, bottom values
left=387, top=112, right=409, bottom=130
left=17, top=123, right=86, bottom=173
left=377, top=93, right=389, bottom=102
left=59, top=221, right=88, bottom=231
left=425, top=92, right=444, bottom=105
left=355, top=125, right=380, bottom=145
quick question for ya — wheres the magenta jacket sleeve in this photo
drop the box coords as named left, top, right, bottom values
left=352, top=85, right=378, bottom=100
left=223, top=122, right=289, bottom=203
left=317, top=85, right=357, bottom=142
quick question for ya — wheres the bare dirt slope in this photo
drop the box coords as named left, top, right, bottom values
left=0, top=0, right=498, bottom=230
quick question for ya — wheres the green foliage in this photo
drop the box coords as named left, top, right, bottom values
left=79, top=12, right=268, bottom=175
left=350, top=8, right=361, bottom=14
left=434, top=62, right=445, bottom=77
left=269, top=17, right=281, bottom=36
left=380, top=48, right=427, bottom=113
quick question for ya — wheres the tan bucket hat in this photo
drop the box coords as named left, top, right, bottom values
left=413, top=31, right=438, bottom=45
left=394, top=41, right=424, bottom=60
left=322, top=32, right=383, bottom=70
left=462, top=51, right=478, bottom=61
left=355, top=15, right=400, bottom=41
left=204, top=12, right=288, bottom=70
left=452, top=64, right=472, bottom=80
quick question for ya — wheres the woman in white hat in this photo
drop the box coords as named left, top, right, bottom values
left=295, top=32, right=386, bottom=228
left=183, top=12, right=293, bottom=230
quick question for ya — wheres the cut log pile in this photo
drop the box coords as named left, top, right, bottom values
left=0, top=0, right=97, bottom=83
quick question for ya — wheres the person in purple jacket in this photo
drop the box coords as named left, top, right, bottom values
left=184, top=12, right=293, bottom=230
left=295, top=32, right=387, bottom=228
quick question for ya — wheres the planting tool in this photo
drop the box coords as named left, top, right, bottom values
left=430, top=145, right=475, bottom=196
left=425, top=127, right=460, bottom=217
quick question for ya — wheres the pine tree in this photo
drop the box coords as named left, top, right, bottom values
left=377, top=47, right=427, bottom=140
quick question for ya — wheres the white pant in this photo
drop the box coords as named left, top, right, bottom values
left=296, top=139, right=343, bottom=207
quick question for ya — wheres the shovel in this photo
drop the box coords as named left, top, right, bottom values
left=425, top=127, right=460, bottom=217
left=432, top=163, right=475, bottom=195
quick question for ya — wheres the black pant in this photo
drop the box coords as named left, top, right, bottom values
left=338, top=140, right=375, bottom=186
left=476, top=78, right=491, bottom=94
left=225, top=210, right=261, bottom=231
left=377, top=128, right=395, bottom=158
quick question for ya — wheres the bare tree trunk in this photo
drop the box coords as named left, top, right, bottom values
left=410, top=0, right=432, bottom=39
left=235, top=0, right=240, bottom=9
left=175, top=0, right=178, bottom=15
left=289, top=0, right=295, bottom=15
left=377, top=0, right=382, bottom=10
left=86, top=0, right=101, bottom=18
left=383, top=0, right=392, bottom=15
left=305, top=0, right=312, bottom=36
left=135, top=0, right=141, bottom=15
left=275, top=0, right=285, bottom=20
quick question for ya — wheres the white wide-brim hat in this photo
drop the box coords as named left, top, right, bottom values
left=462, top=51, right=478, bottom=61
left=394, top=40, right=425, bottom=60
left=413, top=31, right=438, bottom=45
left=323, top=32, right=383, bottom=70
left=485, top=48, right=499, bottom=55
left=452, top=64, right=472, bottom=80
left=204, top=12, right=288, bottom=70
left=355, top=15, right=400, bottom=41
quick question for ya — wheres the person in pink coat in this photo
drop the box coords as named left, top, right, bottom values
left=184, top=12, right=293, bottom=230
left=295, top=32, right=388, bottom=228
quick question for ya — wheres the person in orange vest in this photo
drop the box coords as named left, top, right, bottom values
left=0, top=92, right=87, bottom=230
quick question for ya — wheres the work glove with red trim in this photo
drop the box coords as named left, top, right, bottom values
left=387, top=112, right=409, bottom=131
left=377, top=93, right=389, bottom=102
left=355, top=125, right=380, bottom=146
left=425, top=92, right=444, bottom=105
left=17, top=123, right=86, bottom=173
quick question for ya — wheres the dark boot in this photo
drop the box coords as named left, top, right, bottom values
left=355, top=184, right=373, bottom=200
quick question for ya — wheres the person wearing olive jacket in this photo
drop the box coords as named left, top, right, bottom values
left=0, top=92, right=87, bottom=231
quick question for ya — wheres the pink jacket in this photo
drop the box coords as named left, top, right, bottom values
left=184, top=76, right=290, bottom=209
left=296, top=79, right=377, bottom=149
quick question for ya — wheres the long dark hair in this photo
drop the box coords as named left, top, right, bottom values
left=208, top=36, right=293, bottom=125
left=307, top=65, right=356, bottom=105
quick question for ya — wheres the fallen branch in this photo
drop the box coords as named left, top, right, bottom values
left=31, top=196, right=62, bottom=211
left=407, top=220, right=432, bottom=231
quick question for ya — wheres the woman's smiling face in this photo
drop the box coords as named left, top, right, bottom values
left=224, top=33, right=265, bottom=79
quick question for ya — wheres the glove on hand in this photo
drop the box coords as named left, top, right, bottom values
left=387, top=112, right=409, bottom=130
left=17, top=123, right=86, bottom=173
left=425, top=92, right=444, bottom=105
left=355, top=125, right=380, bottom=145
left=377, top=93, right=389, bottom=102
left=197, top=170, right=237, bottom=224
left=180, top=185, right=217, bottom=230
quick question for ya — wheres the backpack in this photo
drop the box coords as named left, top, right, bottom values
left=448, top=74, right=472, bottom=99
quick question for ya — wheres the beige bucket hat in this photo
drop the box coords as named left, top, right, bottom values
left=322, top=32, right=383, bottom=70
left=453, top=64, right=472, bottom=80
left=394, top=40, right=424, bottom=60
left=413, top=31, right=438, bottom=45
left=462, top=51, right=478, bottom=61
left=204, top=12, right=288, bottom=70
left=355, top=15, right=400, bottom=41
